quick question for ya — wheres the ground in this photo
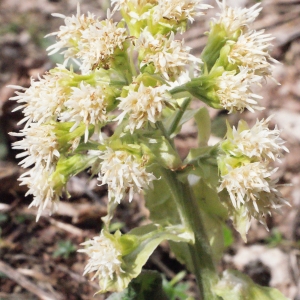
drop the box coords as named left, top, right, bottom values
left=0, top=0, right=300, bottom=299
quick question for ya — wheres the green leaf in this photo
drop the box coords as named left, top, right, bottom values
left=188, top=177, right=228, bottom=262
left=107, top=270, right=169, bottom=300
left=53, top=240, right=76, bottom=259
left=194, top=107, right=211, bottom=146
left=168, top=241, right=194, bottom=273
left=190, top=177, right=227, bottom=218
left=144, top=165, right=181, bottom=225
left=99, top=224, right=193, bottom=293
left=185, top=145, right=220, bottom=188
left=214, top=270, right=289, bottom=300
left=162, top=271, right=192, bottom=300
left=223, top=224, right=234, bottom=248
left=230, top=204, right=251, bottom=242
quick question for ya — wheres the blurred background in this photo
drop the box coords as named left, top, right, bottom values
left=0, top=0, right=299, bottom=299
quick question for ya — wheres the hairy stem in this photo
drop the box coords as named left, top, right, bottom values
left=160, top=167, right=219, bottom=300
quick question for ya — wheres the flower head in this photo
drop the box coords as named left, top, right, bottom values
left=218, top=163, right=288, bottom=229
left=10, top=123, right=59, bottom=170
left=214, top=1, right=262, bottom=36
left=19, top=166, right=61, bottom=221
left=152, top=0, right=212, bottom=30
left=227, top=30, right=278, bottom=81
left=46, top=4, right=97, bottom=61
left=218, top=118, right=289, bottom=231
left=47, top=6, right=128, bottom=73
left=97, top=148, right=156, bottom=203
left=78, top=231, right=124, bottom=287
left=59, top=82, right=108, bottom=142
left=116, top=83, right=172, bottom=133
left=77, top=17, right=128, bottom=73
left=137, top=30, right=201, bottom=80
left=223, top=117, right=288, bottom=162
left=9, top=66, right=72, bottom=128
left=215, top=67, right=263, bottom=113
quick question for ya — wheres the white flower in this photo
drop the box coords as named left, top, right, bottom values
left=47, top=4, right=128, bottom=73
left=59, top=82, right=108, bottom=142
left=219, top=162, right=273, bottom=209
left=227, top=117, right=288, bottom=162
left=227, top=30, right=279, bottom=81
left=46, top=4, right=97, bottom=63
left=214, top=1, right=262, bottom=35
left=116, top=83, right=171, bottom=133
left=78, top=231, right=123, bottom=287
left=9, top=66, right=71, bottom=128
left=19, top=166, right=60, bottom=221
left=97, top=148, right=156, bottom=203
left=10, top=123, right=59, bottom=170
left=215, top=67, right=263, bottom=113
left=77, top=17, right=128, bottom=73
left=137, top=30, right=202, bottom=80
left=153, top=0, right=212, bottom=24
left=218, top=162, right=288, bottom=228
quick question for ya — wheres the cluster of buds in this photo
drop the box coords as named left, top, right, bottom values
left=9, top=0, right=290, bottom=295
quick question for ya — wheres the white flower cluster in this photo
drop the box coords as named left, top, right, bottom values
left=9, top=68, right=70, bottom=128
left=215, top=68, right=263, bottom=113
left=9, top=65, right=112, bottom=218
left=78, top=231, right=124, bottom=288
left=212, top=2, right=278, bottom=113
left=20, top=167, right=61, bottom=221
left=225, top=117, right=288, bottom=161
left=153, top=0, right=212, bottom=24
left=214, top=1, right=262, bottom=35
left=218, top=118, right=289, bottom=229
left=11, top=123, right=60, bottom=170
left=227, top=30, right=278, bottom=81
left=116, top=83, right=171, bottom=133
left=137, top=30, right=201, bottom=81
left=59, top=81, right=108, bottom=142
left=112, top=0, right=210, bottom=29
left=97, top=148, right=156, bottom=203
left=47, top=6, right=128, bottom=73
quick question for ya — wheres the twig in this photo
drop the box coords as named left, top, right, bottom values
left=0, top=260, right=63, bottom=300
left=48, top=217, right=85, bottom=237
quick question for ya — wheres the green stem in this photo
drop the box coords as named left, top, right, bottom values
left=169, top=84, right=189, bottom=97
left=157, top=119, right=219, bottom=299
left=167, top=97, right=191, bottom=136
left=182, top=184, right=220, bottom=300
left=161, top=168, right=219, bottom=299
left=156, top=121, right=175, bottom=150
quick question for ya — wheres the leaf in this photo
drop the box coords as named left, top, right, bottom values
left=98, top=224, right=193, bottom=293
left=214, top=270, right=289, bottom=300
left=189, top=178, right=228, bottom=263
left=190, top=177, right=227, bottom=218
left=107, top=270, right=169, bottom=300
left=223, top=224, right=234, bottom=248
left=168, top=241, right=194, bottom=273
left=144, top=165, right=181, bottom=225
left=185, top=145, right=220, bottom=188
left=162, top=271, right=192, bottom=300
left=230, top=204, right=251, bottom=242
left=194, top=106, right=211, bottom=146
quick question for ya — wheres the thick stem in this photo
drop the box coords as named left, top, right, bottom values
left=182, top=184, right=220, bottom=300
left=160, top=168, right=219, bottom=300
